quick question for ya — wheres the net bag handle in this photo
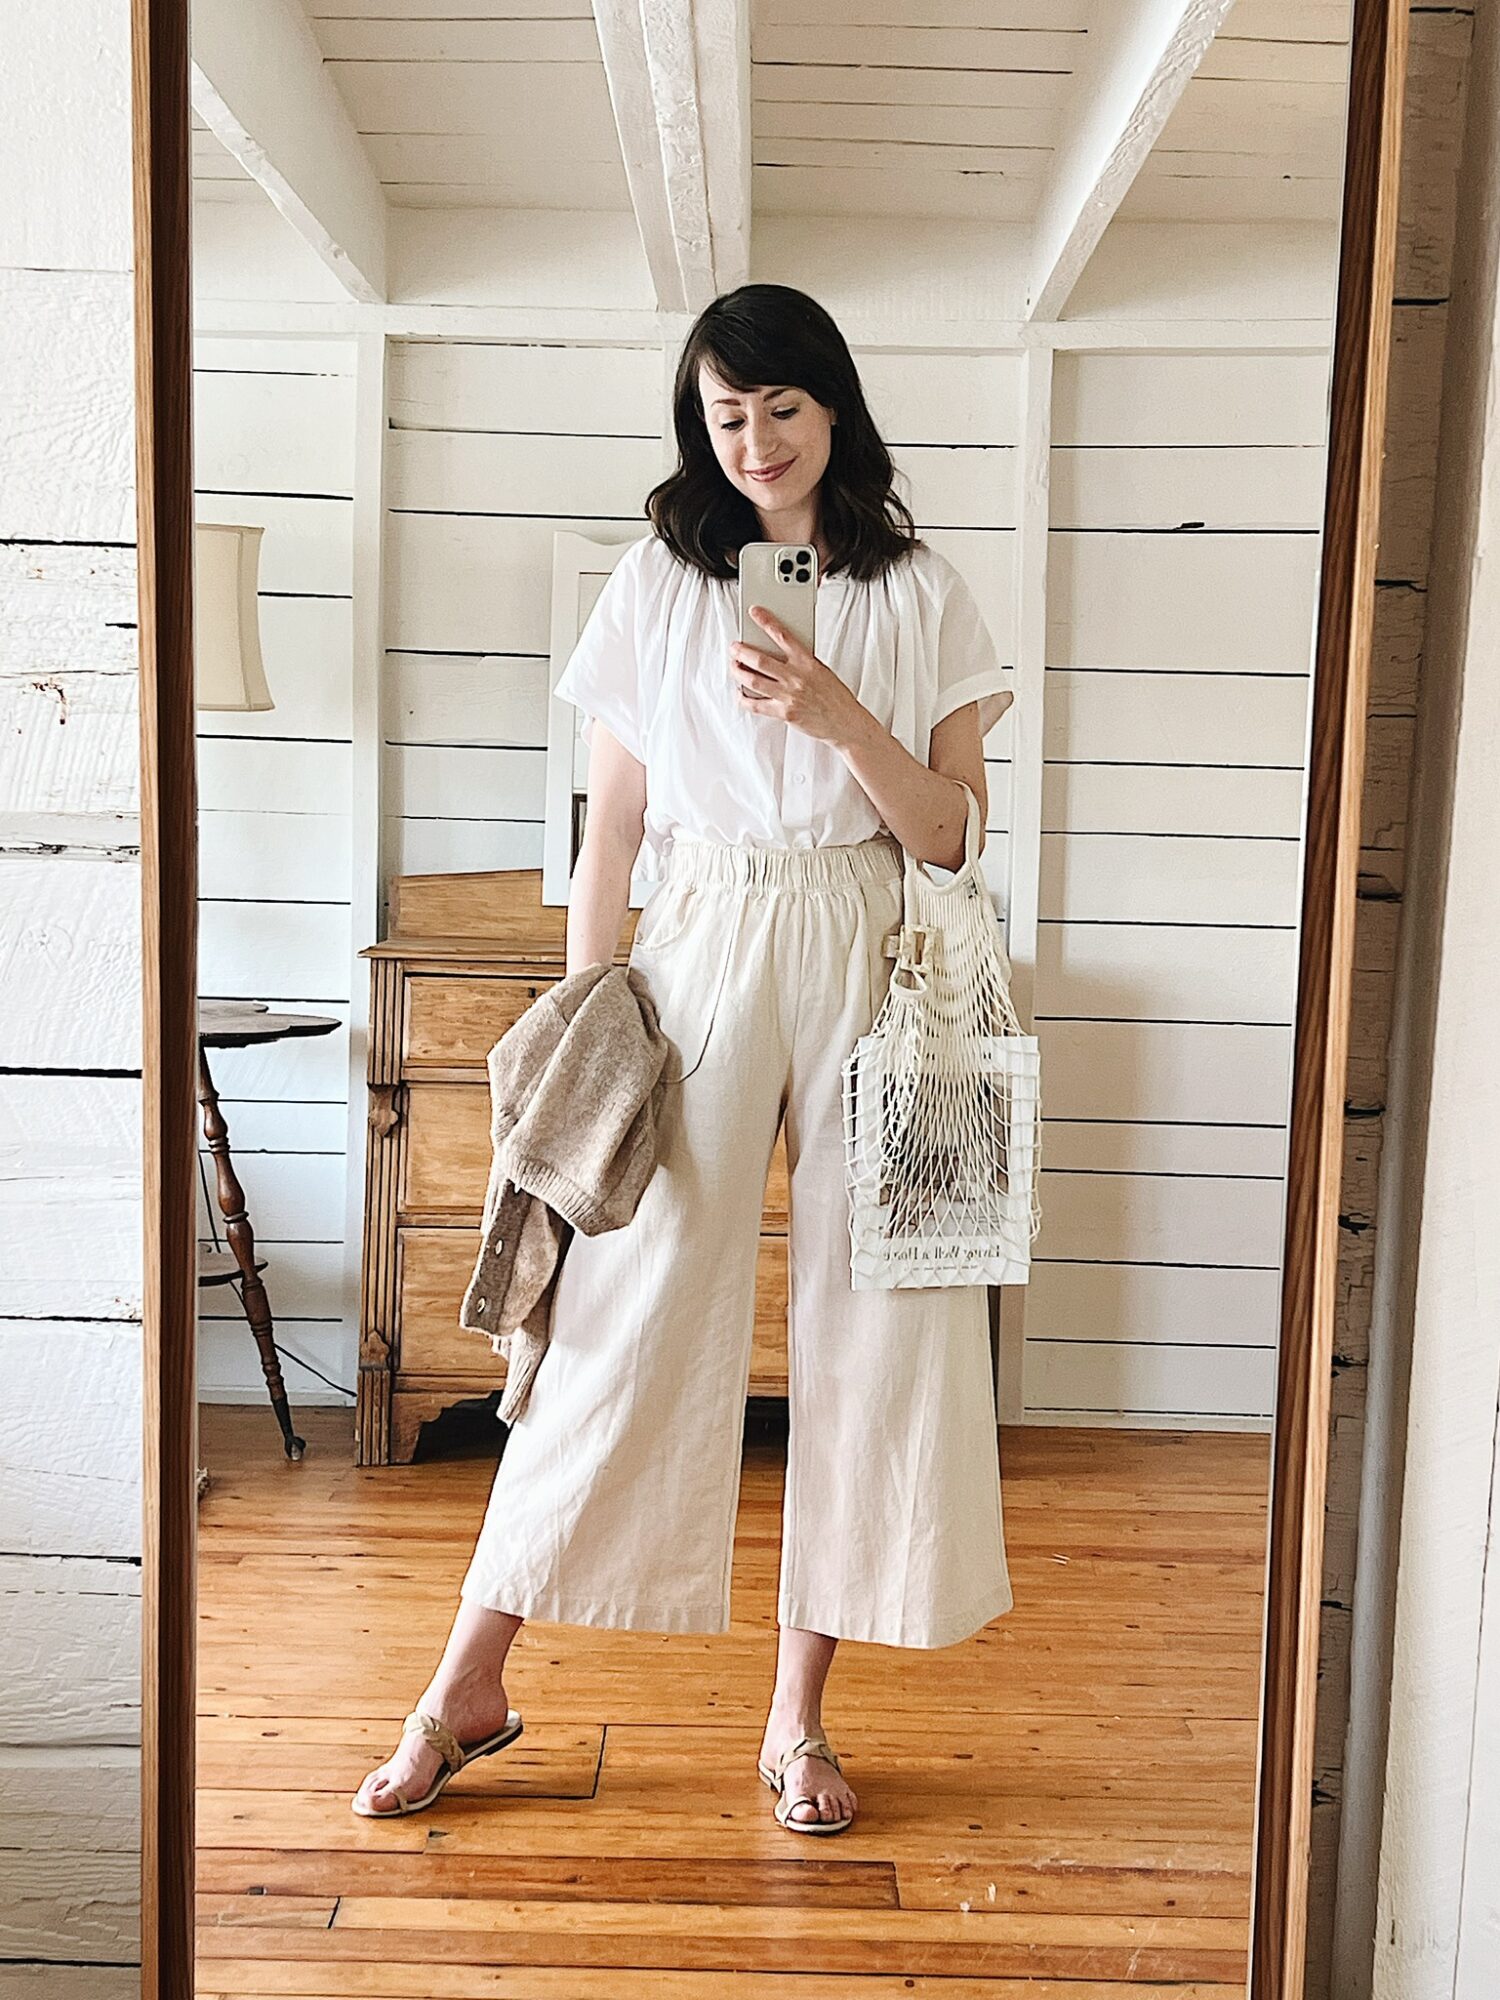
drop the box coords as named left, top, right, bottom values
left=903, top=778, right=983, bottom=899
left=890, top=780, right=985, bottom=993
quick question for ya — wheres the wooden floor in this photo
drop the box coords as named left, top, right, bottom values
left=195, top=1399, right=1269, bottom=1997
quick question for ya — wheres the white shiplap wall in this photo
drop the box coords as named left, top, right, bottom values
left=193, top=334, right=359, bottom=1410
left=0, top=1, right=141, bottom=1986
left=384, top=341, right=665, bottom=875
left=1026, top=348, right=1328, bottom=1425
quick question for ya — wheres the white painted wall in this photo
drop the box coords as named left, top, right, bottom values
left=192, top=332, right=360, bottom=1411
left=0, top=3, right=142, bottom=1990
left=1027, top=346, right=1328, bottom=1425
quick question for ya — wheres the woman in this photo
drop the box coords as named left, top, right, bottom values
left=353, top=283, right=1016, bottom=1833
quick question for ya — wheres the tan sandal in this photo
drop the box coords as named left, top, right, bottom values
left=756, top=1732, right=855, bottom=1835
left=350, top=1705, right=523, bottom=1818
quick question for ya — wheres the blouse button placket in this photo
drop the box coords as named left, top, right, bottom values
left=783, top=732, right=812, bottom=832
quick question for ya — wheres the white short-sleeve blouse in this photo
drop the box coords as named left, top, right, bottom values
left=553, top=532, right=1011, bottom=874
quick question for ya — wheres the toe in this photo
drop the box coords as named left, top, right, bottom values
left=358, top=1766, right=407, bottom=1815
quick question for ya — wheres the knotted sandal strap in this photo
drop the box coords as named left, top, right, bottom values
left=401, top=1707, right=466, bottom=1777
left=772, top=1733, right=842, bottom=1786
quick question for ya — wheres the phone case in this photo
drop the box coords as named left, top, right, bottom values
left=737, top=541, right=819, bottom=661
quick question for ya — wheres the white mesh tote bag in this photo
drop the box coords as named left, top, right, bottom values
left=841, top=779, right=1041, bottom=1290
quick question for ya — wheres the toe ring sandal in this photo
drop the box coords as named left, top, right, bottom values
left=350, top=1705, right=524, bottom=1818
left=756, top=1733, right=854, bottom=1835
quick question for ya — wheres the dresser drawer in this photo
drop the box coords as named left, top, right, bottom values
left=764, top=1127, right=788, bottom=1230
left=397, top=1225, right=501, bottom=1380
left=403, top=974, right=550, bottom=1070
left=750, top=1235, right=789, bottom=1394
left=402, top=1082, right=490, bottom=1217
left=404, top=1080, right=793, bottom=1227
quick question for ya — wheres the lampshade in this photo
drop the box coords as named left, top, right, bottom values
left=195, top=523, right=274, bottom=712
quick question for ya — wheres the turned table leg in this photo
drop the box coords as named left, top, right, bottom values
left=197, top=1045, right=307, bottom=1461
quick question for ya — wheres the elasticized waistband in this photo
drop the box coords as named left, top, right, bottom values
left=661, top=831, right=905, bottom=892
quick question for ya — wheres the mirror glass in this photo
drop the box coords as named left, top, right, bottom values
left=189, top=1, right=1353, bottom=1984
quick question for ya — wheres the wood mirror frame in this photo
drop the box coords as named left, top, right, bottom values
left=131, top=0, right=1411, bottom=1989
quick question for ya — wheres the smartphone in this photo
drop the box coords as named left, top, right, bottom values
left=737, top=540, right=819, bottom=661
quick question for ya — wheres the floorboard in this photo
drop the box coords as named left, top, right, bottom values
left=195, top=1402, right=1267, bottom=1994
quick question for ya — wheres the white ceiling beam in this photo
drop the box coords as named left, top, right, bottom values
left=592, top=0, right=751, bottom=315
left=191, top=0, right=386, bottom=304
left=1024, top=0, right=1236, bottom=322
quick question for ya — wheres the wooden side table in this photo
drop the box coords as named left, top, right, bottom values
left=197, top=1000, right=340, bottom=1460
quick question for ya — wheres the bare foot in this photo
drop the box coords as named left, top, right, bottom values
left=757, top=1711, right=857, bottom=1827
left=352, top=1672, right=515, bottom=1817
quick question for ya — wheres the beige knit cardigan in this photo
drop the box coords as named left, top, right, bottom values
left=458, top=961, right=672, bottom=1423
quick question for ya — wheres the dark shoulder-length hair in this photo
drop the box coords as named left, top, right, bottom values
left=644, top=284, right=921, bottom=584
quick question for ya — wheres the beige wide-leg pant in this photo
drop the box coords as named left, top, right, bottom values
left=459, top=831, right=1015, bottom=1649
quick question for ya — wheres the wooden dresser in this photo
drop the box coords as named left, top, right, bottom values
left=355, top=867, right=790, bottom=1465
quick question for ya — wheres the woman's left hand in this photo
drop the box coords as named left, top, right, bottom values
left=730, top=605, right=863, bottom=746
